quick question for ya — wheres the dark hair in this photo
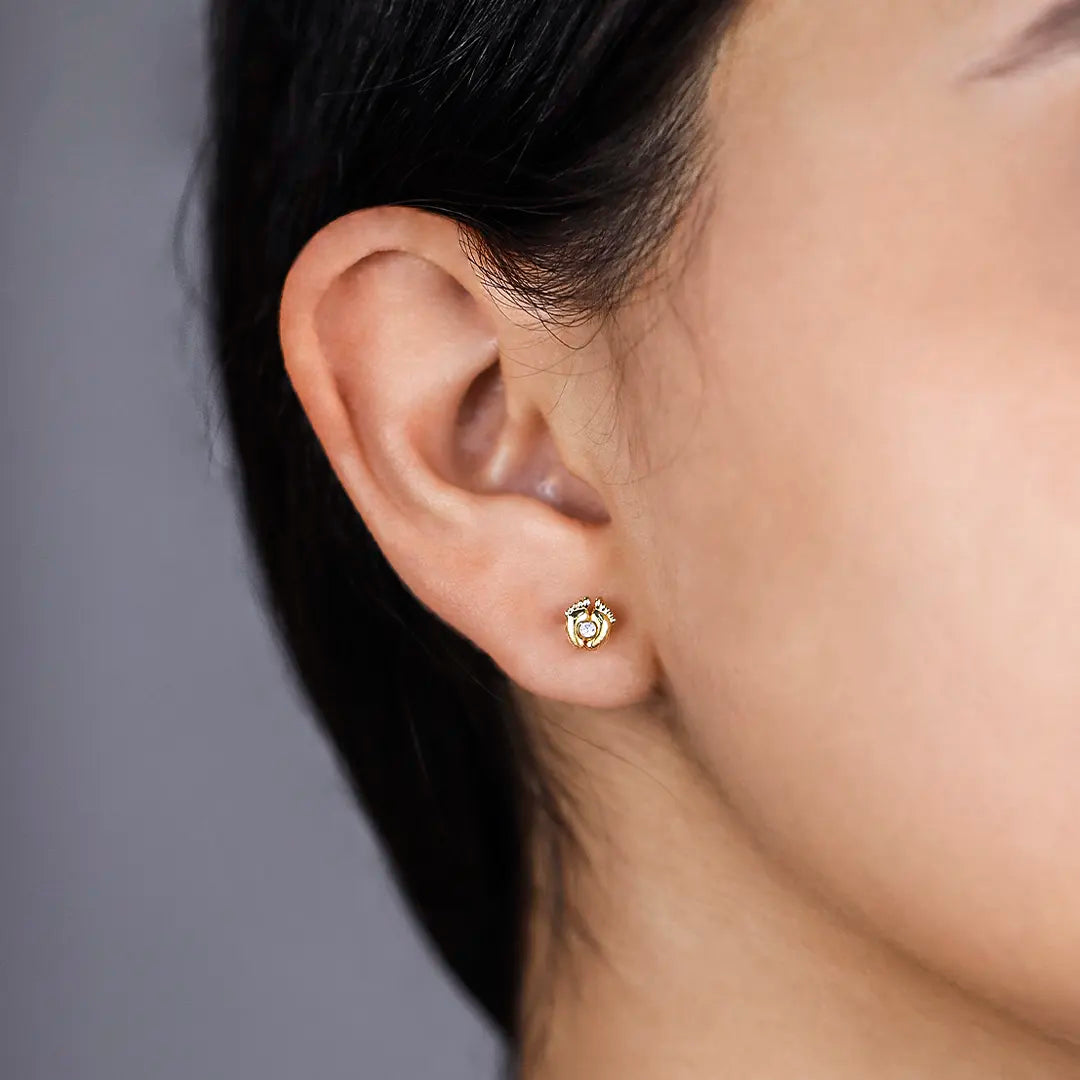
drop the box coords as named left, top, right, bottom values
left=206, top=0, right=742, bottom=1065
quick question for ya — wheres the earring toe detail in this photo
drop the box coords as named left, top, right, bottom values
left=565, top=596, right=617, bottom=650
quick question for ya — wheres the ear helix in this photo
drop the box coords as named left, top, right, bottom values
left=565, top=597, right=617, bottom=650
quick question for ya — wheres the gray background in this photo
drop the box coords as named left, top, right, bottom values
left=1, top=1, right=499, bottom=1076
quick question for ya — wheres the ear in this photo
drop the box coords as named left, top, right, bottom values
left=278, top=206, right=658, bottom=708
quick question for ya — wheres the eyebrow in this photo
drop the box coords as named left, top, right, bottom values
left=967, top=0, right=1080, bottom=79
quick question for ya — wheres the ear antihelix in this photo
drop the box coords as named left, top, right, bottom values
left=565, top=596, right=618, bottom=650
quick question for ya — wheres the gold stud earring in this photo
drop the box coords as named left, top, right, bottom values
left=565, top=596, right=617, bottom=650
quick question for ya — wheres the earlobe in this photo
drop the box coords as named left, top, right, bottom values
left=278, top=205, right=659, bottom=709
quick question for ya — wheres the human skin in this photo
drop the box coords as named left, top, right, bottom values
left=279, top=0, right=1080, bottom=1075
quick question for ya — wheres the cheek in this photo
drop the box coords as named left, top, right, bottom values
left=646, top=308, right=1080, bottom=1039
left=631, top=90, right=1080, bottom=1037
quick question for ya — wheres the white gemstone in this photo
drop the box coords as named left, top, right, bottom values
left=578, top=619, right=599, bottom=639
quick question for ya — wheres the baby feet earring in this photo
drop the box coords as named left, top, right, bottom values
left=565, top=597, right=617, bottom=650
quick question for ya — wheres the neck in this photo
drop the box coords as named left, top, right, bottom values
left=516, top=702, right=1080, bottom=1080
